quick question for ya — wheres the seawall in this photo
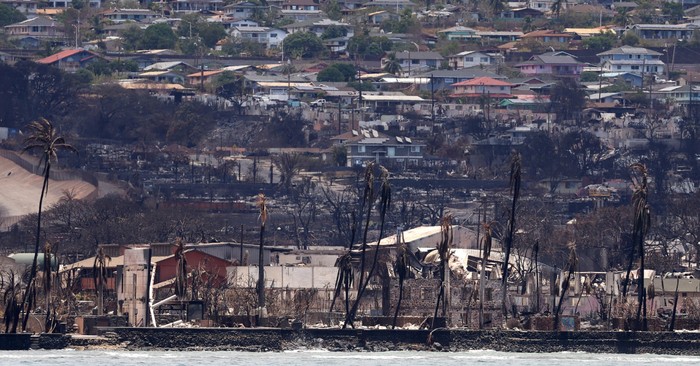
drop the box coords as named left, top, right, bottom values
left=106, top=328, right=700, bottom=355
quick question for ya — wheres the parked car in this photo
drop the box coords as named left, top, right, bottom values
left=310, top=99, right=326, bottom=107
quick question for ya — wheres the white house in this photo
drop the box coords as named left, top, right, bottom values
left=281, top=18, right=354, bottom=38
left=231, top=26, right=287, bottom=49
left=0, top=0, right=38, bottom=15
left=447, top=50, right=502, bottom=69
left=597, top=46, right=665, bottom=76
left=223, top=1, right=265, bottom=20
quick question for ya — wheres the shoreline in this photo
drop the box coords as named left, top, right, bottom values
left=5, top=328, right=700, bottom=355
left=71, top=328, right=700, bottom=355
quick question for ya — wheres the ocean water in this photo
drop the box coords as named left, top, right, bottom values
left=3, top=350, right=700, bottom=366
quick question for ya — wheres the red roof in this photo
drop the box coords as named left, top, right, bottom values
left=452, top=77, right=514, bottom=87
left=449, top=93, right=512, bottom=99
left=36, top=49, right=98, bottom=64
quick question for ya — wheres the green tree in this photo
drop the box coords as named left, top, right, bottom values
left=322, top=0, right=342, bottom=20
left=198, top=22, right=227, bottom=48
left=328, top=63, right=356, bottom=81
left=317, top=66, right=345, bottom=82
left=0, top=3, right=25, bottom=27
left=282, top=32, right=326, bottom=59
left=142, top=23, right=177, bottom=50
left=214, top=71, right=249, bottom=114
left=347, top=34, right=392, bottom=60
left=18, top=118, right=77, bottom=332
left=662, top=2, right=684, bottom=24
left=621, top=32, right=640, bottom=46
left=120, top=24, right=145, bottom=51
left=321, top=25, right=347, bottom=39
left=583, top=31, right=616, bottom=52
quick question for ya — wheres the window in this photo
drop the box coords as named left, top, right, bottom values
left=410, top=146, right=420, bottom=153
left=270, top=33, right=277, bottom=38
left=387, top=147, right=395, bottom=157
left=445, top=78, right=454, bottom=84
left=631, top=66, right=639, bottom=70
left=412, top=59, right=419, bottom=64
left=464, top=57, right=474, bottom=62
left=480, top=57, right=489, bottom=63
left=358, top=145, right=366, bottom=153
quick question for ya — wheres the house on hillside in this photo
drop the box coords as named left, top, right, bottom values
left=280, top=0, right=322, bottom=19
left=516, top=54, right=584, bottom=78
left=416, top=68, right=506, bottom=91
left=170, top=0, right=224, bottom=12
left=230, top=26, right=287, bottom=49
left=281, top=18, right=353, bottom=38
left=476, top=30, right=523, bottom=44
left=4, top=16, right=62, bottom=40
left=382, top=51, right=444, bottom=76
left=627, top=23, right=699, bottom=41
left=363, top=0, right=415, bottom=10
left=449, top=76, right=514, bottom=99
left=597, top=46, right=665, bottom=75
left=0, top=0, right=38, bottom=14
left=223, top=1, right=267, bottom=20
left=437, top=25, right=480, bottom=41
left=338, top=128, right=425, bottom=167
left=520, top=29, right=573, bottom=45
left=36, top=48, right=104, bottom=72
left=500, top=7, right=544, bottom=19
left=101, top=8, right=159, bottom=23
left=447, top=50, right=502, bottom=69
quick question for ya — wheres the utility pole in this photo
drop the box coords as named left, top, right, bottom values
left=430, top=73, right=435, bottom=123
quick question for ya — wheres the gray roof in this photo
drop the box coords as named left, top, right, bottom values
left=417, top=68, right=504, bottom=79
left=597, top=46, right=662, bottom=57
left=517, top=55, right=582, bottom=66
left=5, top=16, right=55, bottom=28
left=394, top=51, right=443, bottom=60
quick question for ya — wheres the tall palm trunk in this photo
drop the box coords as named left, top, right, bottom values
left=20, top=161, right=50, bottom=332
left=344, top=163, right=391, bottom=329
left=257, top=194, right=268, bottom=318
left=17, top=118, right=76, bottom=333
left=480, top=223, right=493, bottom=329
left=502, top=152, right=522, bottom=319
left=431, top=216, right=452, bottom=329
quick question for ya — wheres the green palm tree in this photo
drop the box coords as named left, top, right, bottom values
left=383, top=53, right=402, bottom=75
left=19, top=117, right=76, bottom=332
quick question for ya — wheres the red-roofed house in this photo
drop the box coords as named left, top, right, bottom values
left=36, top=48, right=103, bottom=72
left=450, top=77, right=514, bottom=98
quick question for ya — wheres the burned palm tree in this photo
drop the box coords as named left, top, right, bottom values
left=392, top=230, right=408, bottom=329
left=329, top=252, right=354, bottom=321
left=431, top=215, right=453, bottom=330
left=174, top=238, right=188, bottom=300
left=43, top=242, right=58, bottom=332
left=93, top=247, right=111, bottom=316
left=343, top=163, right=391, bottom=329
left=554, top=246, right=578, bottom=330
left=3, top=270, right=23, bottom=333
left=502, top=152, right=522, bottom=318
left=19, top=118, right=77, bottom=332
left=480, top=222, right=493, bottom=329
left=256, top=193, right=268, bottom=317
left=621, top=163, right=651, bottom=329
